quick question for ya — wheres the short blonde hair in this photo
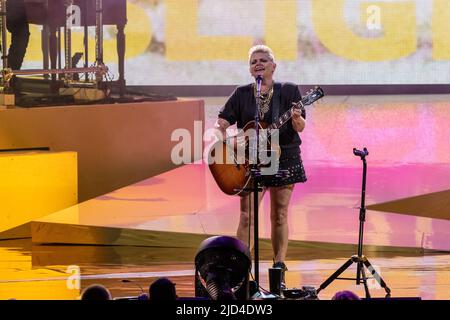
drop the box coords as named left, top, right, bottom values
left=248, top=45, right=276, bottom=64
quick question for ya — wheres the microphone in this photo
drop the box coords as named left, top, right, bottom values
left=255, top=75, right=263, bottom=94
left=121, top=279, right=149, bottom=300
left=353, top=147, right=369, bottom=157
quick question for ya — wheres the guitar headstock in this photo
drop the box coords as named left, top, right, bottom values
left=301, top=86, right=324, bottom=106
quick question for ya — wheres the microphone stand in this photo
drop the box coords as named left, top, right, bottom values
left=316, top=148, right=391, bottom=298
left=250, top=76, right=288, bottom=294
left=251, top=75, right=263, bottom=286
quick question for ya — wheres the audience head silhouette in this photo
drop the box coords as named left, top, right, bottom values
left=81, top=284, right=112, bottom=300
left=332, top=290, right=361, bottom=300
left=149, top=277, right=177, bottom=301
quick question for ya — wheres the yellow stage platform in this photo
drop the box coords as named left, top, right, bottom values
left=0, top=151, right=78, bottom=239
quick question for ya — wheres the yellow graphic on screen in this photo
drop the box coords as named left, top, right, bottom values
left=432, top=0, right=450, bottom=60
left=312, top=0, right=417, bottom=61
left=165, top=0, right=253, bottom=61
left=265, top=0, right=297, bottom=61
left=15, top=1, right=450, bottom=64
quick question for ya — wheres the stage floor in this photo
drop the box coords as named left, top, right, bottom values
left=30, top=160, right=450, bottom=250
left=1, top=94, right=450, bottom=300
left=1, top=239, right=450, bottom=300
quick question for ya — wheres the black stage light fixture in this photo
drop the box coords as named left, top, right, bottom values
left=195, top=236, right=251, bottom=300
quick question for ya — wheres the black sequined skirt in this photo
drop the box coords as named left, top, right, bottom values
left=262, top=152, right=307, bottom=187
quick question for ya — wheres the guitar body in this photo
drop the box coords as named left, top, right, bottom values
left=208, top=121, right=275, bottom=196
left=208, top=144, right=251, bottom=196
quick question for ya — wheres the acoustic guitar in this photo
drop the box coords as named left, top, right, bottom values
left=208, top=87, right=324, bottom=196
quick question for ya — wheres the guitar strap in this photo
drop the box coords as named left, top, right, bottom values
left=272, top=82, right=281, bottom=124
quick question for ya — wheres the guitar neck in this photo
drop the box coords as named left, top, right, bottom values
left=268, top=101, right=304, bottom=131
left=263, top=86, right=323, bottom=134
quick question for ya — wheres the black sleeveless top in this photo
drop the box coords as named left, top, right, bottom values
left=218, top=82, right=305, bottom=158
